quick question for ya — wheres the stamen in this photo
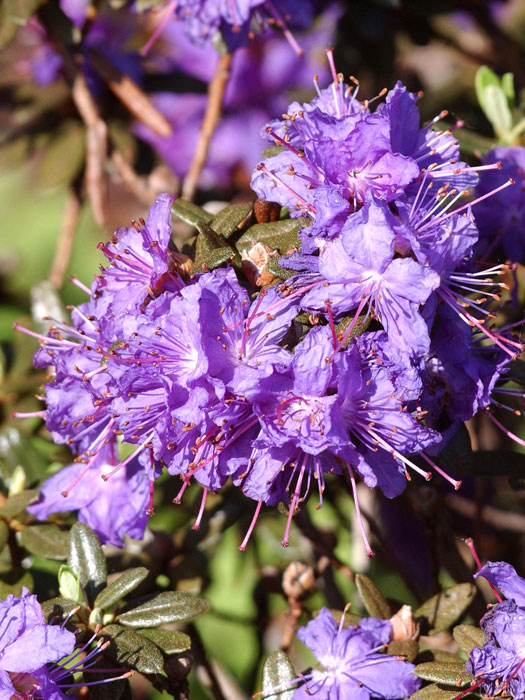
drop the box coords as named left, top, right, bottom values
left=239, top=500, right=263, bottom=551
left=192, top=488, right=208, bottom=530
left=346, top=463, right=374, bottom=557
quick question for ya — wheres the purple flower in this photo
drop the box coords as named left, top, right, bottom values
left=136, top=6, right=337, bottom=189
left=300, top=196, right=440, bottom=354
left=466, top=562, right=525, bottom=699
left=0, top=588, right=75, bottom=699
left=474, top=146, right=525, bottom=263
left=28, top=444, right=150, bottom=547
left=0, top=590, right=129, bottom=699
left=95, top=193, right=183, bottom=318
left=289, top=608, right=421, bottom=699
left=168, top=0, right=314, bottom=53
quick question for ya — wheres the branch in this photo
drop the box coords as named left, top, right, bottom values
left=182, top=52, right=232, bottom=201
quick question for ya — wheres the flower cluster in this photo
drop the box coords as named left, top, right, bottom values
left=141, top=0, right=316, bottom=55
left=16, top=66, right=524, bottom=554
left=467, top=561, right=525, bottom=698
left=0, top=588, right=128, bottom=699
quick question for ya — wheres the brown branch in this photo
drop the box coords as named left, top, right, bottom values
left=445, top=493, right=525, bottom=532
left=49, top=187, right=82, bottom=289
left=182, top=52, right=232, bottom=201
left=71, top=72, right=108, bottom=226
left=110, top=150, right=178, bottom=205
left=89, top=51, right=172, bottom=138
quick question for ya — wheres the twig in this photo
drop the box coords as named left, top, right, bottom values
left=89, top=51, right=172, bottom=138
left=110, top=150, right=178, bottom=205
left=445, top=493, right=525, bottom=532
left=71, top=72, right=108, bottom=226
left=49, top=187, right=82, bottom=289
left=182, top=52, right=232, bottom=201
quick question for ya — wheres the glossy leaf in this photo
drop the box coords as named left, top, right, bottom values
left=68, top=522, right=107, bottom=604
left=20, top=524, right=69, bottom=560
left=211, top=203, right=253, bottom=239
left=453, top=625, right=484, bottom=655
left=171, top=199, right=213, bottom=228
left=410, top=683, right=472, bottom=700
left=117, top=591, right=210, bottom=628
left=139, top=628, right=192, bottom=654
left=236, top=218, right=309, bottom=254
left=414, top=662, right=473, bottom=686
left=415, top=584, right=475, bottom=633
left=41, top=595, right=81, bottom=623
left=355, top=574, right=391, bottom=619
left=262, top=650, right=296, bottom=700
left=0, top=428, right=48, bottom=483
left=94, top=567, right=149, bottom=610
left=102, top=624, right=164, bottom=675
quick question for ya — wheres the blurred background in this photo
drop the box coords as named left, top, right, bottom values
left=0, top=1, right=524, bottom=698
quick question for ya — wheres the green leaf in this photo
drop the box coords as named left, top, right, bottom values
left=483, top=85, right=513, bottom=136
left=415, top=583, right=476, bottom=633
left=20, top=524, right=69, bottom=560
left=265, top=257, right=296, bottom=280
left=171, top=199, right=213, bottom=228
left=261, top=146, right=285, bottom=159
left=410, top=683, right=472, bottom=700
left=355, top=574, right=391, bottom=619
left=139, top=628, right=192, bottom=655
left=0, top=568, right=33, bottom=599
left=387, top=639, right=419, bottom=663
left=475, top=66, right=500, bottom=111
left=501, top=73, right=515, bottom=106
left=94, top=567, right=149, bottom=610
left=102, top=624, right=164, bottom=675
left=41, top=595, right=80, bottom=622
left=414, top=662, right=473, bottom=686
left=236, top=218, right=309, bottom=254
left=35, top=123, right=86, bottom=190
left=211, top=203, right=253, bottom=239
left=262, top=650, right=296, bottom=700
left=117, top=591, right=210, bottom=628
left=0, top=427, right=48, bottom=483
left=0, top=521, right=8, bottom=552
left=453, top=624, right=484, bottom=655
left=191, top=221, right=240, bottom=273
left=58, top=565, right=85, bottom=604
left=68, top=522, right=107, bottom=604
left=0, top=489, right=38, bottom=518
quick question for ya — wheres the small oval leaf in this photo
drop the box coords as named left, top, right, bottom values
left=453, top=625, right=485, bottom=655
left=0, top=568, right=33, bottom=600
left=211, top=203, right=253, bottom=238
left=41, top=596, right=81, bottom=623
left=355, top=574, right=391, bottom=619
left=171, top=199, right=213, bottom=228
left=415, top=584, right=475, bottom=633
left=237, top=218, right=309, bottom=254
left=387, top=639, right=419, bottom=663
left=410, top=683, right=467, bottom=700
left=139, top=628, right=192, bottom=655
left=95, top=568, right=149, bottom=611
left=68, top=522, right=107, bottom=604
left=0, top=489, right=39, bottom=518
left=414, top=662, right=473, bottom=687
left=20, top=524, right=69, bottom=560
left=102, top=624, right=164, bottom=675
left=262, top=650, right=296, bottom=700
left=117, top=591, right=209, bottom=628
